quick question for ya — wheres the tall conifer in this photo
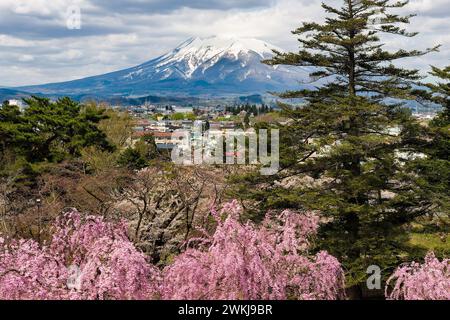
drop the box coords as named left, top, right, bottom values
left=233, top=0, right=441, bottom=292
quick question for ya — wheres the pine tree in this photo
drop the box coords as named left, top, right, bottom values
left=406, top=66, right=450, bottom=222
left=0, top=96, right=114, bottom=166
left=424, top=66, right=450, bottom=123
left=0, top=101, right=22, bottom=167
left=232, top=0, right=440, bottom=294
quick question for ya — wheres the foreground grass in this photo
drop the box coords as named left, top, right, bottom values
left=409, top=233, right=449, bottom=252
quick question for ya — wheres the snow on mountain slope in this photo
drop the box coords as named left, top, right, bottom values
left=18, top=36, right=312, bottom=98
left=122, top=36, right=285, bottom=81
left=149, top=36, right=282, bottom=78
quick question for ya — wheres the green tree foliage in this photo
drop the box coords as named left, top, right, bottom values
left=117, top=135, right=161, bottom=170
left=243, top=112, right=251, bottom=129
left=170, top=113, right=196, bottom=121
left=232, top=0, right=441, bottom=290
left=0, top=101, right=22, bottom=167
left=0, top=97, right=113, bottom=167
left=80, top=106, right=134, bottom=172
left=98, top=107, right=134, bottom=149
left=140, top=135, right=160, bottom=160
left=424, top=66, right=450, bottom=126
left=407, top=66, right=450, bottom=216
left=117, top=147, right=148, bottom=170
left=226, top=104, right=273, bottom=116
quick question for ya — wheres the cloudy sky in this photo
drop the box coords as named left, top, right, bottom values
left=0, top=0, right=449, bottom=87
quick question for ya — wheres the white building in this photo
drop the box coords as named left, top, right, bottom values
left=7, top=99, right=25, bottom=111
left=173, top=106, right=194, bottom=114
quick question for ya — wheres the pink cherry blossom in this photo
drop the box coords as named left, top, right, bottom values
left=0, top=211, right=159, bottom=300
left=386, top=252, right=450, bottom=300
left=160, top=200, right=345, bottom=300
left=0, top=201, right=347, bottom=300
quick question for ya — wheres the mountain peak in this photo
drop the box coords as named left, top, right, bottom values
left=18, top=35, right=309, bottom=99
left=176, top=35, right=281, bottom=58
left=152, top=36, right=281, bottom=79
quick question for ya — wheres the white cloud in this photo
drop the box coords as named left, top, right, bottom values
left=0, top=0, right=448, bottom=87
left=18, top=54, right=34, bottom=62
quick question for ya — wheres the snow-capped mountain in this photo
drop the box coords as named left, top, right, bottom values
left=142, top=36, right=280, bottom=79
left=18, top=36, right=312, bottom=98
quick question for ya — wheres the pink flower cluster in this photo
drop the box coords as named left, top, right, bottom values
left=0, top=201, right=345, bottom=300
left=0, top=211, right=159, bottom=300
left=386, top=252, right=450, bottom=300
left=161, top=201, right=345, bottom=300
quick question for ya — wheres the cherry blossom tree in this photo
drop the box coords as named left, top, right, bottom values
left=1, top=201, right=347, bottom=300
left=161, top=200, right=345, bottom=300
left=386, top=252, right=450, bottom=300
left=0, top=210, right=159, bottom=300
